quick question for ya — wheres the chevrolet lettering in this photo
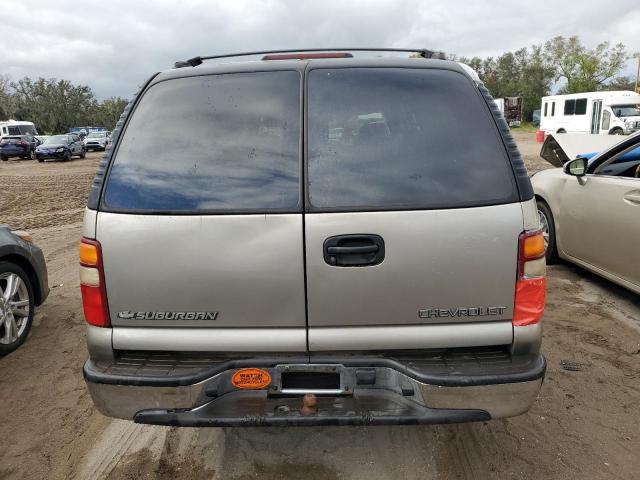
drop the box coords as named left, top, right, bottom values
left=418, top=306, right=507, bottom=319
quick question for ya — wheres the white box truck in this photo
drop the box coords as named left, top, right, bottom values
left=539, top=90, right=640, bottom=135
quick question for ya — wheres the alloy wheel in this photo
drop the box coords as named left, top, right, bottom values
left=0, top=272, right=31, bottom=345
left=538, top=209, right=549, bottom=251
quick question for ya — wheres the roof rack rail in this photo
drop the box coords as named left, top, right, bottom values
left=173, top=48, right=446, bottom=69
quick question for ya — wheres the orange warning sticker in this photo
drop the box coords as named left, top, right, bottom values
left=231, top=368, right=272, bottom=389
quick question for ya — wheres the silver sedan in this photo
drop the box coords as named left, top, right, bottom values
left=532, top=132, right=640, bottom=294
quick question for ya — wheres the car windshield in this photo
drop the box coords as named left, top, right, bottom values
left=87, top=132, right=105, bottom=138
left=611, top=104, right=640, bottom=117
left=45, top=135, right=68, bottom=144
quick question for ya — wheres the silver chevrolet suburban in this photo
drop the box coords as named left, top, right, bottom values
left=81, top=49, right=546, bottom=426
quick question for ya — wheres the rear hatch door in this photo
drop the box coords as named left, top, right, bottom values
left=304, top=66, right=522, bottom=351
left=97, top=69, right=307, bottom=351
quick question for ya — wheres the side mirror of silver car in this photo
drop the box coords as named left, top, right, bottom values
left=564, top=157, right=587, bottom=177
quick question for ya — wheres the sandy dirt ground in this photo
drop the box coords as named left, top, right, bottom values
left=1, top=133, right=639, bottom=480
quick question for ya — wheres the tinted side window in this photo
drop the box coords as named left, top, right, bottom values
left=544, top=103, right=548, bottom=116
left=104, top=71, right=301, bottom=212
left=575, top=98, right=587, bottom=115
left=8, top=126, right=20, bottom=135
left=564, top=100, right=575, bottom=115
left=551, top=102, right=556, bottom=116
left=307, top=68, right=518, bottom=210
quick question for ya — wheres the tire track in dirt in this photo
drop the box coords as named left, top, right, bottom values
left=78, top=421, right=169, bottom=479
left=0, top=154, right=100, bottom=230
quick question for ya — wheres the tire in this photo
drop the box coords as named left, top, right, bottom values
left=80, top=148, right=86, bottom=159
left=64, top=151, right=72, bottom=162
left=37, top=157, right=44, bottom=163
left=0, top=261, right=35, bottom=356
left=0, top=155, right=6, bottom=161
left=610, top=128, right=624, bottom=135
left=29, top=150, right=35, bottom=160
left=537, top=200, right=558, bottom=264
left=557, top=129, right=566, bottom=134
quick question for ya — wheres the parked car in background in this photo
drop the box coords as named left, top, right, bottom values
left=0, top=135, right=38, bottom=161
left=540, top=90, right=640, bottom=135
left=82, top=49, right=546, bottom=427
left=0, top=225, right=49, bottom=355
left=35, top=134, right=86, bottom=162
left=533, top=132, right=640, bottom=293
left=532, top=109, right=541, bottom=127
left=0, top=120, right=38, bottom=142
left=83, top=131, right=110, bottom=151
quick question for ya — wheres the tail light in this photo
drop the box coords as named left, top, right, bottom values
left=79, top=238, right=110, bottom=327
left=513, top=230, right=546, bottom=326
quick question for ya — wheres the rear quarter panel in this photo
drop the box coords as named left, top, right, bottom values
left=531, top=168, right=570, bottom=256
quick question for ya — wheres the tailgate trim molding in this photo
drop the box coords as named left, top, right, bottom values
left=308, top=321, right=513, bottom=351
left=112, top=327, right=307, bottom=352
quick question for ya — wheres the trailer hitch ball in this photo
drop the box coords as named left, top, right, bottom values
left=302, top=394, right=318, bottom=415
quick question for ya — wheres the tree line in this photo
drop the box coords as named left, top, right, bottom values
left=0, top=75, right=128, bottom=134
left=455, top=36, right=635, bottom=121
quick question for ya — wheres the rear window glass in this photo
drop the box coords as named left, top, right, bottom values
left=103, top=71, right=301, bottom=212
left=307, top=68, right=517, bottom=210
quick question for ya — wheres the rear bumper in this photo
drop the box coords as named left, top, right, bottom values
left=35, top=151, right=66, bottom=160
left=84, top=350, right=545, bottom=426
left=0, top=148, right=28, bottom=158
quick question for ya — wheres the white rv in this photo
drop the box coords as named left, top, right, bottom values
left=539, top=90, right=640, bottom=135
left=0, top=120, right=39, bottom=140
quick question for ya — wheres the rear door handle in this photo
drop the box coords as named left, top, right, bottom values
left=623, top=191, right=640, bottom=205
left=323, top=234, right=385, bottom=267
left=327, top=245, right=379, bottom=255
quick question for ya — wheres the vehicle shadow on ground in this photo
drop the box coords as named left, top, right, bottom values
left=100, top=419, right=554, bottom=480
left=557, top=262, right=639, bottom=300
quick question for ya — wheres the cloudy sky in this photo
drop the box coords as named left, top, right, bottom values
left=2, top=0, right=639, bottom=100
